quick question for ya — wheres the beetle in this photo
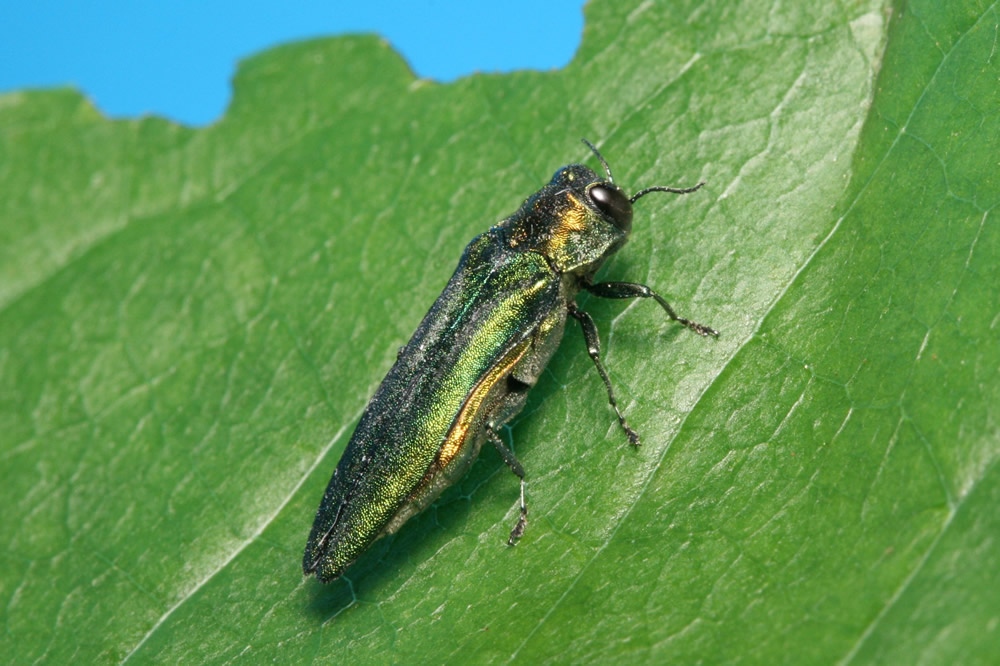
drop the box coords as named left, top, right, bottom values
left=303, top=139, right=717, bottom=582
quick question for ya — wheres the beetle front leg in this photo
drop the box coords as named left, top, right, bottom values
left=486, top=428, right=528, bottom=545
left=585, top=281, right=719, bottom=337
left=568, top=303, right=642, bottom=447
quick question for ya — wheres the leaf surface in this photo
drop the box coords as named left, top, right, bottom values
left=2, top=1, right=997, bottom=663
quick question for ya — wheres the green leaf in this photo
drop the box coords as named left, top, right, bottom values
left=1, top=0, right=997, bottom=663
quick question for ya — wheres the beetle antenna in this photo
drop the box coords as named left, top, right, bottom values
left=630, top=182, right=705, bottom=203
left=581, top=138, right=614, bottom=183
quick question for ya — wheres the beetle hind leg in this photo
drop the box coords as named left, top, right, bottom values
left=486, top=428, right=528, bottom=545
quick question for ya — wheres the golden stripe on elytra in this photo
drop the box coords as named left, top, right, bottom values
left=436, top=339, right=531, bottom=468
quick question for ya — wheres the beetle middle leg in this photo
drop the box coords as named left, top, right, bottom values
left=585, top=281, right=719, bottom=337
left=568, top=302, right=642, bottom=446
left=486, top=428, right=528, bottom=545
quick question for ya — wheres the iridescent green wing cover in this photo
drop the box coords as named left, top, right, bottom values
left=303, top=229, right=562, bottom=581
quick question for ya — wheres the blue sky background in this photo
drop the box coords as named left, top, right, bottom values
left=1, top=1, right=585, bottom=127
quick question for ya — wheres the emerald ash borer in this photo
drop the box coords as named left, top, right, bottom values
left=303, top=139, right=717, bottom=582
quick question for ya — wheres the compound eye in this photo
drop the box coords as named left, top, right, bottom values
left=589, top=183, right=633, bottom=232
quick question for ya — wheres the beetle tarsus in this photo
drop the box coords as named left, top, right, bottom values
left=507, top=480, right=528, bottom=546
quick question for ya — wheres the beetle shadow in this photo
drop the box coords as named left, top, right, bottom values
left=301, top=481, right=485, bottom=621
left=301, top=430, right=545, bottom=622
left=301, top=534, right=395, bottom=620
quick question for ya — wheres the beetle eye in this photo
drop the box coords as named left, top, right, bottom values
left=589, top=183, right=633, bottom=232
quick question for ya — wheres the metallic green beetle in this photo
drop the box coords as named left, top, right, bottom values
left=303, top=140, right=717, bottom=582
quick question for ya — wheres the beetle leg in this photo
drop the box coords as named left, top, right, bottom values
left=568, top=303, right=642, bottom=447
left=585, top=281, right=719, bottom=337
left=486, top=428, right=528, bottom=545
